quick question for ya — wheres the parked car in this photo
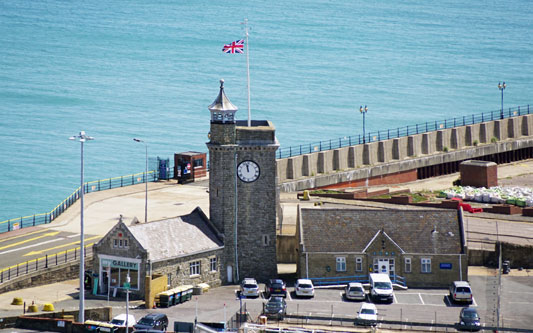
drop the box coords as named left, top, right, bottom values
left=449, top=281, right=473, bottom=304
left=264, top=279, right=287, bottom=298
left=294, top=279, right=315, bottom=298
left=240, top=278, right=260, bottom=298
left=133, top=313, right=169, bottom=331
left=263, top=296, right=287, bottom=320
left=345, top=282, right=366, bottom=301
left=110, top=313, right=136, bottom=328
left=457, top=307, right=481, bottom=331
left=369, top=273, right=394, bottom=303
left=355, top=302, right=378, bottom=326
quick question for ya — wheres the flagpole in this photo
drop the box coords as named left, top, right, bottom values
left=242, top=18, right=251, bottom=127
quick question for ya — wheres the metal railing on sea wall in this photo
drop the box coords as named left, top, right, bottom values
left=0, top=170, right=165, bottom=234
left=276, top=104, right=531, bottom=159
left=0, top=243, right=94, bottom=285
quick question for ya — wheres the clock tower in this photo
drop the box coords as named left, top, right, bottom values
left=207, top=79, right=279, bottom=283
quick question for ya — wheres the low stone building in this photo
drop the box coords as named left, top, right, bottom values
left=92, top=207, right=223, bottom=299
left=296, top=204, right=467, bottom=288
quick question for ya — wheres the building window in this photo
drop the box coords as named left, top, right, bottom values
left=389, top=258, right=395, bottom=277
left=190, top=261, right=201, bottom=276
left=193, top=158, right=203, bottom=168
left=119, top=239, right=123, bottom=248
left=336, top=257, right=346, bottom=272
left=124, top=239, right=128, bottom=248
left=113, top=239, right=118, bottom=248
left=373, top=258, right=379, bottom=272
left=210, top=257, right=217, bottom=272
left=355, top=257, right=363, bottom=272
left=167, top=273, right=172, bottom=287
left=421, top=258, right=431, bottom=273
left=262, top=234, right=271, bottom=246
left=405, top=258, right=412, bottom=273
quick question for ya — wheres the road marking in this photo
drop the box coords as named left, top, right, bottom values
left=0, top=231, right=60, bottom=250
left=509, top=301, right=532, bottom=304
left=393, top=293, right=398, bottom=304
left=0, top=229, right=48, bottom=243
left=444, top=296, right=451, bottom=306
left=507, top=291, right=533, bottom=295
left=67, top=233, right=81, bottom=238
left=0, top=238, right=63, bottom=256
left=418, top=293, right=425, bottom=305
left=23, top=235, right=101, bottom=256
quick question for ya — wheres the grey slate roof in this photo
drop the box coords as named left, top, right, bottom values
left=299, top=207, right=462, bottom=255
left=127, top=207, right=223, bottom=262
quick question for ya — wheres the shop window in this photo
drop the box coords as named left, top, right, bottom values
left=210, top=257, right=217, bottom=272
left=336, top=257, right=346, bottom=272
left=190, top=261, right=201, bottom=276
left=193, top=158, right=203, bottom=168
left=355, top=257, right=363, bottom=272
left=421, top=258, right=431, bottom=273
left=405, top=258, right=412, bottom=273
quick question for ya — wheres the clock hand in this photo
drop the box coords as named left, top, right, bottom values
left=246, top=164, right=249, bottom=172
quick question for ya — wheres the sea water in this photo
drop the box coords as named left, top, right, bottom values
left=0, top=0, right=532, bottom=221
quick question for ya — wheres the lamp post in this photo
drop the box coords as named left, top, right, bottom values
left=69, top=131, right=94, bottom=323
left=498, top=82, right=506, bottom=119
left=359, top=105, right=368, bottom=143
left=133, top=138, right=148, bottom=223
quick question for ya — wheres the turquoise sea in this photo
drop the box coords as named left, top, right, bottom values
left=0, top=0, right=532, bottom=221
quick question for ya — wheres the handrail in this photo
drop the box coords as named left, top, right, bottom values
left=0, top=243, right=95, bottom=285
left=0, top=170, right=163, bottom=234
left=276, top=104, right=531, bottom=159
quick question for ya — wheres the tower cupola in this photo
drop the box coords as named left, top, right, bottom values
left=208, top=79, right=238, bottom=124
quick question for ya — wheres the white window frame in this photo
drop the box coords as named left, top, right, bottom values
left=355, top=257, right=363, bottom=272
left=210, top=257, right=217, bottom=272
left=405, top=258, right=412, bottom=273
left=336, top=257, right=346, bottom=272
left=421, top=258, right=431, bottom=273
left=190, top=261, right=201, bottom=276
left=119, top=239, right=123, bottom=248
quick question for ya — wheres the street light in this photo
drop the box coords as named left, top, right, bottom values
left=69, top=130, right=94, bottom=323
left=498, top=81, right=506, bottom=119
left=133, top=138, right=148, bottom=223
left=359, top=105, right=368, bottom=143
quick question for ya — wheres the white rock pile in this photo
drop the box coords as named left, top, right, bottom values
left=441, top=186, right=533, bottom=207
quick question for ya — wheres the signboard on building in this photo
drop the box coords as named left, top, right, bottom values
left=102, top=259, right=139, bottom=270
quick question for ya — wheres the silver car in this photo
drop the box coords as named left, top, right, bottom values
left=240, top=278, right=260, bottom=298
left=345, top=282, right=366, bottom=301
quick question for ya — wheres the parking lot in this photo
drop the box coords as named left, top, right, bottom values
left=120, top=274, right=533, bottom=331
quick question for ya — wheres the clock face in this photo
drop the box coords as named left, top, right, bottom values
left=237, top=160, right=260, bottom=183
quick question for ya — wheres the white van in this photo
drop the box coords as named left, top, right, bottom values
left=369, top=273, right=394, bottom=303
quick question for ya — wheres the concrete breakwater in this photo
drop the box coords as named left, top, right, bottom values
left=277, top=115, right=533, bottom=192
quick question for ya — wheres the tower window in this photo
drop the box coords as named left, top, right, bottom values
left=262, top=234, right=271, bottom=246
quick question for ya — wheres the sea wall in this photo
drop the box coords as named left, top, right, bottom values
left=277, top=115, right=533, bottom=192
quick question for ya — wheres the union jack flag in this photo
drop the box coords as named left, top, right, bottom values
left=222, top=39, right=244, bottom=54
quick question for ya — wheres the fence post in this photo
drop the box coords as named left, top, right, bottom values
left=289, top=146, right=292, bottom=157
left=109, top=178, right=111, bottom=189
left=482, top=113, right=484, bottom=122
left=35, top=258, right=38, bottom=271
left=300, top=145, right=302, bottom=155
left=121, top=176, right=123, bottom=187
left=329, top=139, right=332, bottom=150
left=26, top=261, right=28, bottom=274
left=65, top=251, right=67, bottom=263
left=75, top=248, right=77, bottom=261
left=17, top=264, right=19, bottom=277
left=387, top=129, right=390, bottom=139
left=33, top=215, right=35, bottom=227
left=56, top=253, right=58, bottom=266
left=45, top=254, right=48, bottom=269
